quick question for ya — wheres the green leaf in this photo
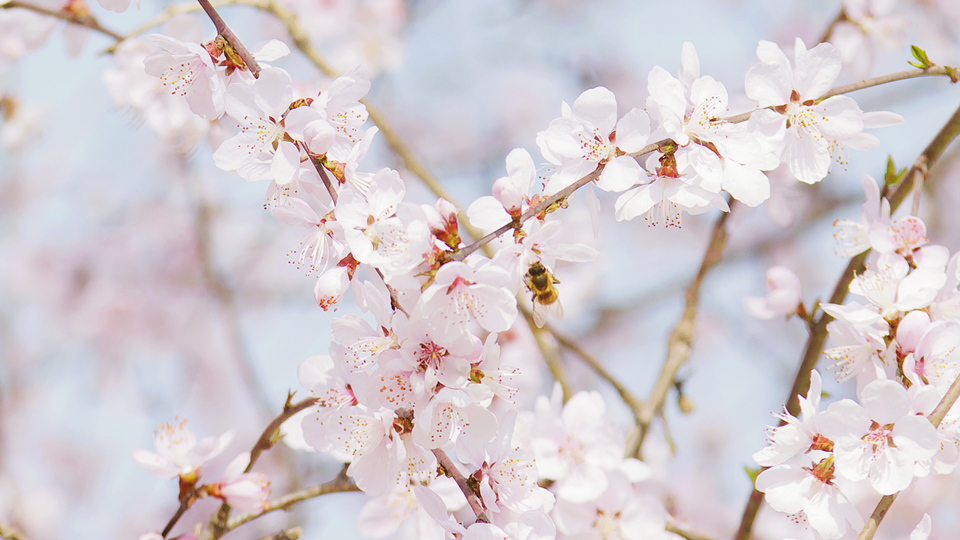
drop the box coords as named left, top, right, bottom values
left=745, top=466, right=762, bottom=485
left=908, top=45, right=933, bottom=69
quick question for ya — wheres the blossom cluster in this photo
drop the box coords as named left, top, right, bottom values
left=750, top=179, right=960, bottom=539
left=108, top=8, right=945, bottom=539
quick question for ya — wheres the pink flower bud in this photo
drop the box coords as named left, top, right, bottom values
left=493, top=176, right=523, bottom=217
left=743, top=266, right=803, bottom=320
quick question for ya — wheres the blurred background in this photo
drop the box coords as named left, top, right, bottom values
left=2, top=0, right=960, bottom=538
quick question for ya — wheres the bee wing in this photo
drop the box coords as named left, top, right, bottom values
left=532, top=298, right=563, bottom=328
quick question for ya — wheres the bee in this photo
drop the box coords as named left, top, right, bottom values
left=524, top=261, right=563, bottom=328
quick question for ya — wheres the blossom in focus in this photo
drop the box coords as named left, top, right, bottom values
left=536, top=86, right=650, bottom=195
left=613, top=149, right=728, bottom=225
left=213, top=66, right=300, bottom=185
left=755, top=460, right=864, bottom=539
left=144, top=34, right=224, bottom=120
left=743, top=265, right=803, bottom=320
left=745, top=38, right=902, bottom=184
left=646, top=42, right=777, bottom=207
left=831, top=379, right=939, bottom=494
left=131, top=418, right=234, bottom=482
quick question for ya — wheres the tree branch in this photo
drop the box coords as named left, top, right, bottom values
left=2, top=0, right=123, bottom=41
left=629, top=198, right=735, bottom=458
left=433, top=448, right=489, bottom=523
left=225, top=465, right=359, bottom=530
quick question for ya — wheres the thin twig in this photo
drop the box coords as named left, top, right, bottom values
left=665, top=519, right=715, bottom=540
left=2, top=0, right=123, bottom=41
left=523, top=307, right=572, bottom=402
left=817, top=9, right=848, bottom=45
left=196, top=0, right=261, bottom=77
left=551, top=327, right=644, bottom=420
left=433, top=448, right=489, bottom=523
left=201, top=395, right=318, bottom=539
left=195, top=203, right=276, bottom=421
left=723, top=66, right=955, bottom=124
left=734, top=100, right=960, bottom=540
left=629, top=198, right=736, bottom=458
left=226, top=465, right=359, bottom=530
left=161, top=494, right=194, bottom=538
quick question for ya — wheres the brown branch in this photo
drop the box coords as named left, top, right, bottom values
left=523, top=306, right=572, bottom=402
left=257, top=528, right=302, bottom=540
left=817, top=9, right=849, bottom=45
left=2, top=0, right=124, bottom=41
left=629, top=198, right=736, bottom=458
left=161, top=493, right=195, bottom=538
left=735, top=100, right=960, bottom=540
left=204, top=395, right=318, bottom=539
left=226, top=465, right=359, bottom=530
left=195, top=202, right=276, bottom=421
left=195, top=0, right=261, bottom=77
left=723, top=66, right=955, bottom=124
left=433, top=448, right=489, bottom=523
left=665, top=519, right=715, bottom=540
left=551, top=326, right=644, bottom=420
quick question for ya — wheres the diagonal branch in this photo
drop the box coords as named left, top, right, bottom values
left=2, top=0, right=123, bottom=40
left=628, top=197, right=735, bottom=458
left=196, top=0, right=261, bottom=77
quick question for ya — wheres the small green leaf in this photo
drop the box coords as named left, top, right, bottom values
left=908, top=45, right=933, bottom=69
left=884, top=156, right=897, bottom=185
left=745, top=466, right=762, bottom=485
left=946, top=65, right=959, bottom=84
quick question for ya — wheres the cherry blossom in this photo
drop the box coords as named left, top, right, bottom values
left=209, top=452, right=271, bottom=513
left=831, top=379, right=939, bottom=494
left=743, top=265, right=803, bottom=320
left=646, top=42, right=777, bottom=207
left=131, top=419, right=234, bottom=482
left=613, top=149, right=728, bottom=225
left=755, top=460, right=864, bottom=539
left=744, top=38, right=901, bottom=184
left=536, top=87, right=650, bottom=195
left=213, top=66, right=300, bottom=185
left=417, top=261, right=519, bottom=342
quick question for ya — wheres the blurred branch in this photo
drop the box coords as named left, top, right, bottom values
left=226, top=465, right=359, bottom=530
left=551, top=326, right=644, bottom=419
left=523, top=306, right=572, bottom=402
left=257, top=529, right=302, bottom=540
left=817, top=9, right=848, bottom=45
left=0, top=523, right=30, bottom=540
left=2, top=0, right=123, bottom=41
left=629, top=198, right=735, bottom=458
left=666, top=520, right=715, bottom=540
left=735, top=100, right=960, bottom=540
left=195, top=203, right=275, bottom=422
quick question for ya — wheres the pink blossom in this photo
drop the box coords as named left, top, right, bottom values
left=743, top=265, right=803, bottom=320
left=131, top=419, right=233, bottom=482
